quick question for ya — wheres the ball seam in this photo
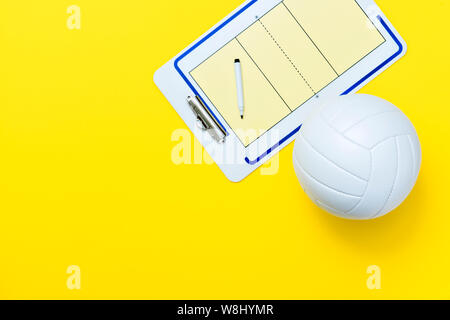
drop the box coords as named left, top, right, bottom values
left=295, top=156, right=361, bottom=199
left=373, top=137, right=400, bottom=218
left=299, top=133, right=368, bottom=184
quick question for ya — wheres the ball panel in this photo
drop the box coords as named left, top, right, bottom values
left=294, top=134, right=367, bottom=196
left=293, top=156, right=360, bottom=213
left=344, top=112, right=415, bottom=148
left=324, top=94, right=397, bottom=132
left=378, top=135, right=415, bottom=216
left=408, top=134, right=422, bottom=178
left=301, top=111, right=372, bottom=180
left=348, top=138, right=398, bottom=219
left=320, top=100, right=343, bottom=124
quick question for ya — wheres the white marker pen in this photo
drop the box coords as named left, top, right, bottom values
left=234, top=59, right=245, bottom=119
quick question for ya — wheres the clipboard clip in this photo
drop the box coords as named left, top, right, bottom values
left=187, top=96, right=227, bottom=143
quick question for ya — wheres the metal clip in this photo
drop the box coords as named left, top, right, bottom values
left=187, top=96, right=227, bottom=143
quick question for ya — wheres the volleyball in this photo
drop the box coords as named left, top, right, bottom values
left=293, top=94, right=421, bottom=220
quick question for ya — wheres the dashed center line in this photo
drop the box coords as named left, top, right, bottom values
left=257, top=19, right=316, bottom=95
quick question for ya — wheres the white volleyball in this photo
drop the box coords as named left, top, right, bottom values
left=293, top=94, right=421, bottom=220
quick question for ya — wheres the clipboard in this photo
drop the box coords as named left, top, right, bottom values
left=154, top=0, right=407, bottom=182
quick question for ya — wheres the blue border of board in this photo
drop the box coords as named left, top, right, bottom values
left=173, top=0, right=404, bottom=166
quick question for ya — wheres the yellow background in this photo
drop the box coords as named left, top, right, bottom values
left=0, top=0, right=449, bottom=299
